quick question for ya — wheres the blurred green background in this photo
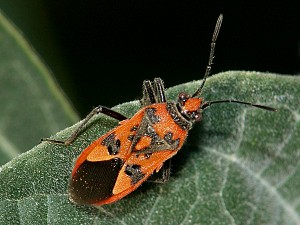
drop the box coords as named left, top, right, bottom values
left=0, top=1, right=299, bottom=116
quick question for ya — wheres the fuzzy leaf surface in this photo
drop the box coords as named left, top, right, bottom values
left=0, top=71, right=299, bottom=225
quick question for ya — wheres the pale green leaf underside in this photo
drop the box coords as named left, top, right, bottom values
left=0, top=10, right=78, bottom=165
left=0, top=71, right=299, bottom=225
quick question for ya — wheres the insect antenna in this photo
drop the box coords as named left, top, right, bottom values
left=201, top=99, right=277, bottom=111
left=192, top=14, right=223, bottom=98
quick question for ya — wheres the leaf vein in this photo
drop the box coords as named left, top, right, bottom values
left=205, top=147, right=300, bottom=225
left=143, top=187, right=162, bottom=225
left=219, top=162, right=236, bottom=225
left=180, top=158, right=201, bottom=225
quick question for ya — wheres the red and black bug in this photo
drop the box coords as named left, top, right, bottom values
left=43, top=14, right=276, bottom=205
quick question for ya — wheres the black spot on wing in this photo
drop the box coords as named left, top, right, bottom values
left=127, top=134, right=135, bottom=141
left=69, top=158, right=123, bottom=205
left=130, top=125, right=138, bottom=132
left=145, top=124, right=163, bottom=145
left=144, top=153, right=152, bottom=159
left=164, top=132, right=180, bottom=149
left=125, top=164, right=145, bottom=185
left=101, top=132, right=121, bottom=155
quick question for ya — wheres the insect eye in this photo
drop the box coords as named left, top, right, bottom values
left=187, top=109, right=202, bottom=121
left=194, top=109, right=202, bottom=121
left=178, top=92, right=190, bottom=103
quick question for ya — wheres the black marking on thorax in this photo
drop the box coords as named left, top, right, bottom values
left=129, top=104, right=183, bottom=155
left=166, top=102, right=192, bottom=130
left=145, top=107, right=160, bottom=123
left=101, top=132, right=121, bottom=155
left=125, top=164, right=145, bottom=184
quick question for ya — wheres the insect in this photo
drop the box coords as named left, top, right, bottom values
left=42, top=14, right=276, bottom=205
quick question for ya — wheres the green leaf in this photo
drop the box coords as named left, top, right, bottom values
left=0, top=70, right=299, bottom=224
left=0, top=10, right=78, bottom=165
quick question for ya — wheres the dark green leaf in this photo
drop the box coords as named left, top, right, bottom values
left=0, top=10, right=78, bottom=165
left=0, top=70, right=299, bottom=225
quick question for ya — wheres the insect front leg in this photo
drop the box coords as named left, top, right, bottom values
left=41, top=105, right=128, bottom=146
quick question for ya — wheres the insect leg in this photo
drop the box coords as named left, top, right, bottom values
left=141, top=80, right=156, bottom=106
left=41, top=105, right=128, bottom=146
left=153, top=78, right=166, bottom=103
left=147, top=159, right=171, bottom=183
left=141, top=78, right=166, bottom=106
